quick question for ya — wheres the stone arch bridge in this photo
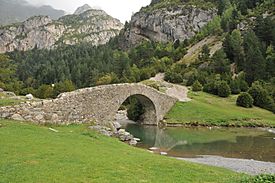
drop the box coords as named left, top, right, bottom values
left=0, top=84, right=178, bottom=125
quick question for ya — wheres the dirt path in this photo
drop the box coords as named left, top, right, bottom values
left=150, top=73, right=191, bottom=102
left=178, top=156, right=275, bottom=175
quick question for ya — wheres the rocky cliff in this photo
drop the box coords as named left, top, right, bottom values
left=0, top=9, right=123, bottom=53
left=123, top=3, right=217, bottom=47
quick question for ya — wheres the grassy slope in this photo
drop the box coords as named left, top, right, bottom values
left=0, top=120, right=245, bottom=183
left=0, top=93, right=24, bottom=107
left=165, top=92, right=275, bottom=127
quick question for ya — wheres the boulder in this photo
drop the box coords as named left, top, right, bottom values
left=129, top=139, right=138, bottom=146
left=11, top=114, right=24, bottom=121
left=0, top=88, right=4, bottom=92
left=26, top=94, right=34, bottom=100
left=89, top=125, right=113, bottom=137
left=4, top=92, right=16, bottom=97
left=112, top=121, right=122, bottom=130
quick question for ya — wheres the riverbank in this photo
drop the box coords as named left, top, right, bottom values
left=165, top=92, right=275, bottom=128
left=178, top=156, right=275, bottom=175
left=0, top=119, right=246, bottom=183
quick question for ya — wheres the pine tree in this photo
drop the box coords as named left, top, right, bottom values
left=243, top=30, right=266, bottom=84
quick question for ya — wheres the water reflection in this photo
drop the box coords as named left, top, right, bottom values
left=123, top=124, right=275, bottom=162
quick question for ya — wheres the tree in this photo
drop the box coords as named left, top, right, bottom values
left=217, top=81, right=231, bottom=97
left=35, top=84, right=54, bottom=99
left=53, top=80, right=75, bottom=97
left=237, top=92, right=254, bottom=108
left=210, top=49, right=230, bottom=74
left=96, top=73, right=119, bottom=86
left=266, top=45, right=275, bottom=79
left=127, top=98, right=145, bottom=121
left=254, top=16, right=275, bottom=46
left=243, top=30, right=266, bottom=84
left=199, top=45, right=210, bottom=61
left=223, top=30, right=244, bottom=69
left=230, top=80, right=241, bottom=94
left=217, top=0, right=231, bottom=15
left=192, top=80, right=203, bottom=92
left=248, top=82, right=274, bottom=111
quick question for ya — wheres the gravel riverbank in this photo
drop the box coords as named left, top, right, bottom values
left=178, top=155, right=275, bottom=175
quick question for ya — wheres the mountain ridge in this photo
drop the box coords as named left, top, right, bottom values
left=0, top=9, right=123, bottom=53
left=0, top=0, right=65, bottom=25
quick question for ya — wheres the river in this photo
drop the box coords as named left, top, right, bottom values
left=122, top=123, right=275, bottom=163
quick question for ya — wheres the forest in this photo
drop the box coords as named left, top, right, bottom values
left=0, top=0, right=274, bottom=114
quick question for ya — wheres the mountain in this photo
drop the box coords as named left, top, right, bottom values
left=74, top=4, right=92, bottom=15
left=0, top=0, right=65, bottom=26
left=122, top=0, right=217, bottom=47
left=0, top=9, right=124, bottom=53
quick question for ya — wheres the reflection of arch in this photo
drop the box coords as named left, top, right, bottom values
left=119, top=94, right=157, bottom=124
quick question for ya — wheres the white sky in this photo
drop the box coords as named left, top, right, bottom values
left=26, top=0, right=151, bottom=23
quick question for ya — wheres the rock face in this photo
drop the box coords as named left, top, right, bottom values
left=74, top=4, right=92, bottom=15
left=0, top=9, right=123, bottom=53
left=124, top=5, right=217, bottom=47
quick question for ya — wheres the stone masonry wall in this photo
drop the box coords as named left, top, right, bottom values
left=0, top=84, right=178, bottom=125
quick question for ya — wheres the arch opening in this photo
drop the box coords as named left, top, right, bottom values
left=117, top=94, right=157, bottom=125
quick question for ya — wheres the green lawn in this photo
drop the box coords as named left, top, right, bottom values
left=0, top=120, right=246, bottom=183
left=165, top=92, right=275, bottom=127
left=0, top=98, right=24, bottom=107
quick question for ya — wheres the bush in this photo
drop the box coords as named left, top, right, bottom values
left=230, top=80, right=241, bottom=94
left=240, top=174, right=275, bottom=183
left=192, top=80, right=203, bottom=92
left=236, top=92, right=254, bottom=108
left=239, top=80, right=249, bottom=92
left=248, top=84, right=270, bottom=108
left=203, top=81, right=218, bottom=95
left=217, top=81, right=231, bottom=97
left=35, top=84, right=54, bottom=99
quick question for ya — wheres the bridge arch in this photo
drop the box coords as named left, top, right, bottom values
left=0, top=84, right=178, bottom=125
left=118, top=94, right=157, bottom=124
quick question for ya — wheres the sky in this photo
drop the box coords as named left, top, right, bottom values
left=26, top=0, right=151, bottom=23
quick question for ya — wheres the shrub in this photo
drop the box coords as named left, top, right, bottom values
left=203, top=81, right=218, bottom=95
left=192, top=80, right=203, bottom=92
left=35, top=84, right=54, bottom=99
left=239, top=79, right=249, bottom=92
left=141, top=80, right=160, bottom=91
left=230, top=80, right=241, bottom=94
left=248, top=84, right=270, bottom=108
left=240, top=174, right=275, bottom=183
left=236, top=92, right=254, bottom=108
left=217, top=81, right=231, bottom=97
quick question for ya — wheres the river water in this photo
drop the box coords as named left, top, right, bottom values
left=122, top=123, right=275, bottom=162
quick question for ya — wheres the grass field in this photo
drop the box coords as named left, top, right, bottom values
left=0, top=93, right=24, bottom=107
left=0, top=120, right=247, bottom=183
left=165, top=92, right=275, bottom=127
